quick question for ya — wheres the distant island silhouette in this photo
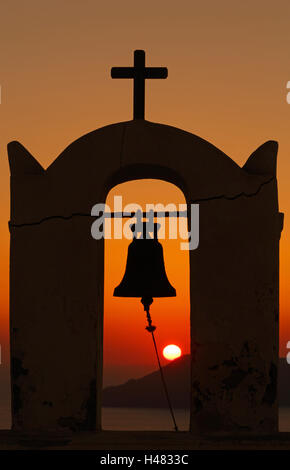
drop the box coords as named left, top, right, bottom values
left=102, top=355, right=191, bottom=408
left=102, top=356, right=290, bottom=408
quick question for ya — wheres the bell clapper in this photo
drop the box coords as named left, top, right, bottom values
left=141, top=296, right=179, bottom=432
left=141, top=296, right=156, bottom=332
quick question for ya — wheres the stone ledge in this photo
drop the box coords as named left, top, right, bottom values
left=1, top=430, right=290, bottom=450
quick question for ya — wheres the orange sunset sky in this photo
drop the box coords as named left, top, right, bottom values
left=1, top=1, right=290, bottom=384
left=104, top=181, right=190, bottom=385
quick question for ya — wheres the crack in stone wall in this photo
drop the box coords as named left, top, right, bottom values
left=8, top=176, right=275, bottom=229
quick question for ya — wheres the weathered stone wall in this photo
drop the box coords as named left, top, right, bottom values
left=189, top=185, right=281, bottom=433
left=8, top=119, right=282, bottom=432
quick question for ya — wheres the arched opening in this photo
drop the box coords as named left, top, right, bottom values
left=101, top=179, right=191, bottom=431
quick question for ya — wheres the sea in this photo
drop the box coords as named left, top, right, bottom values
left=1, top=405, right=290, bottom=431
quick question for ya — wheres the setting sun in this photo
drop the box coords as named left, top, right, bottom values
left=162, top=344, right=182, bottom=361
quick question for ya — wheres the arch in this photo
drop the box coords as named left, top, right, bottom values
left=103, top=163, right=188, bottom=201
left=101, top=178, right=191, bottom=430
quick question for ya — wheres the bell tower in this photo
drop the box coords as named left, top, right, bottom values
left=7, top=50, right=283, bottom=434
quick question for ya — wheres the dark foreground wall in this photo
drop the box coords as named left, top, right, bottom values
left=8, top=120, right=283, bottom=433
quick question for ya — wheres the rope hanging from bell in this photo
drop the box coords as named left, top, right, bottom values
left=141, top=296, right=178, bottom=432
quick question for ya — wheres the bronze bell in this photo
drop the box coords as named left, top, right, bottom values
left=114, top=221, right=176, bottom=299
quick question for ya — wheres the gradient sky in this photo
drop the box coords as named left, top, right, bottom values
left=1, top=1, right=290, bottom=378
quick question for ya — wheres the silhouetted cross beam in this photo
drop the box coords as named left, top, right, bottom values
left=111, top=50, right=168, bottom=120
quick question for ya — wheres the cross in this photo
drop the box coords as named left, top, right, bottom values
left=111, top=50, right=168, bottom=120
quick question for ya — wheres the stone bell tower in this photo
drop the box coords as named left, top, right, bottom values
left=8, top=50, right=283, bottom=434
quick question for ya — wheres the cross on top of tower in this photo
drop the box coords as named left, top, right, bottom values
left=111, top=50, right=168, bottom=120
